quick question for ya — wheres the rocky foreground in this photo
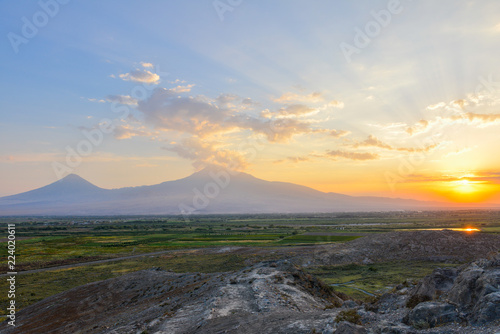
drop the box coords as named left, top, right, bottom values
left=1, top=231, right=499, bottom=334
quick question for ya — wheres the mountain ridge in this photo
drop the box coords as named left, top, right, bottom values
left=0, top=167, right=476, bottom=216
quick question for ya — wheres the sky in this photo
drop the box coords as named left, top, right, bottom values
left=1, top=0, right=500, bottom=204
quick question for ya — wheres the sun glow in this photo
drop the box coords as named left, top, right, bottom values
left=433, top=175, right=496, bottom=203
left=453, top=179, right=475, bottom=193
left=419, top=227, right=481, bottom=233
left=461, top=227, right=480, bottom=233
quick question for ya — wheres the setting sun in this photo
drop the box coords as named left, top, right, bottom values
left=422, top=173, right=500, bottom=204
left=454, top=179, right=475, bottom=193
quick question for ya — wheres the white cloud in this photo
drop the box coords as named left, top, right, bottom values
left=86, top=98, right=106, bottom=103
left=119, top=69, right=160, bottom=84
left=427, top=102, right=447, bottom=110
left=171, top=84, right=195, bottom=93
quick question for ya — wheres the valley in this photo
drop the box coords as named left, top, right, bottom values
left=1, top=211, right=499, bottom=333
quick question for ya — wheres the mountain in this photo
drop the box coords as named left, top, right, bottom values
left=0, top=167, right=451, bottom=216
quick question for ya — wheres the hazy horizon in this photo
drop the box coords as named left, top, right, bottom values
left=2, top=1, right=500, bottom=206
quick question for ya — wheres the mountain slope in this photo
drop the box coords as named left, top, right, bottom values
left=3, top=174, right=106, bottom=201
left=0, top=168, right=449, bottom=215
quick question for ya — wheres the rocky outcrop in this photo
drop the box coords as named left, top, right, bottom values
left=403, top=302, right=459, bottom=328
left=472, top=291, right=500, bottom=324
left=409, top=268, right=459, bottom=302
left=405, top=254, right=500, bottom=327
left=447, top=255, right=500, bottom=323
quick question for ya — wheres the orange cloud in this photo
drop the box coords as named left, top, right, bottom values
left=274, top=156, right=310, bottom=164
left=164, top=137, right=248, bottom=170
left=354, top=135, right=437, bottom=152
left=325, top=150, right=379, bottom=161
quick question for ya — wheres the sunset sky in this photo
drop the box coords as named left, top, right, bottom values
left=1, top=1, right=500, bottom=204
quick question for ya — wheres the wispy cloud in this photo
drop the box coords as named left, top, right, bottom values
left=85, top=98, right=106, bottom=103
left=444, top=147, right=473, bottom=158
left=275, top=104, right=317, bottom=118
left=106, top=95, right=138, bottom=106
left=329, top=129, right=350, bottom=138
left=325, top=150, right=380, bottom=161
left=113, top=124, right=150, bottom=140
left=274, top=156, right=310, bottom=164
left=449, top=112, right=500, bottom=126
left=328, top=100, right=345, bottom=109
left=406, top=120, right=429, bottom=136
left=406, top=171, right=500, bottom=184
left=273, top=91, right=324, bottom=103
left=353, top=135, right=438, bottom=153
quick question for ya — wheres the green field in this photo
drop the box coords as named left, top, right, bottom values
left=1, top=231, right=359, bottom=272
left=306, top=261, right=461, bottom=300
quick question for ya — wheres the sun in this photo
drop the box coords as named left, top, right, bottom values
left=433, top=175, right=491, bottom=203
left=453, top=179, right=475, bottom=194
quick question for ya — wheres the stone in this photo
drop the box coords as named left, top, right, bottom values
left=334, top=321, right=367, bottom=334
left=446, top=266, right=485, bottom=307
left=375, top=321, right=416, bottom=334
left=404, top=302, right=458, bottom=329
left=472, top=291, right=500, bottom=324
left=409, top=267, right=458, bottom=301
